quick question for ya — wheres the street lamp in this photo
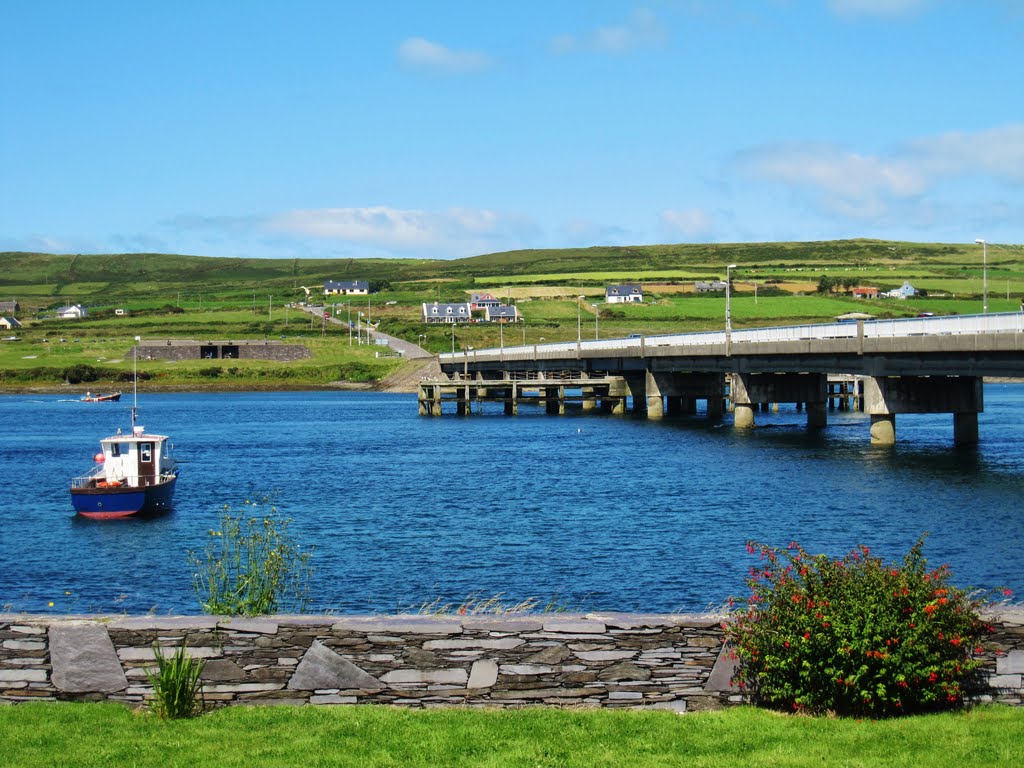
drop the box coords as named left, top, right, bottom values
left=358, top=311, right=364, bottom=344
left=975, top=239, right=987, bottom=313
left=576, top=295, right=585, bottom=342
left=725, top=264, right=738, bottom=332
left=451, top=324, right=456, bottom=353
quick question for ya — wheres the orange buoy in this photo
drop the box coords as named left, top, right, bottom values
left=94, top=452, right=105, bottom=463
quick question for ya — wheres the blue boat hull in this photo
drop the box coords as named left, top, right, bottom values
left=70, top=477, right=176, bottom=519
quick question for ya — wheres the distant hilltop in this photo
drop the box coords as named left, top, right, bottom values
left=1, top=239, right=1018, bottom=292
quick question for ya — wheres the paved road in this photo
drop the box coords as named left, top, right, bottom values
left=300, top=305, right=434, bottom=359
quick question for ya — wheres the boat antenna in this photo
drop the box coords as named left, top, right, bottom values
left=132, top=336, right=140, bottom=429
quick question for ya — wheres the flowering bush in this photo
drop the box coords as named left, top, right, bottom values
left=189, top=499, right=314, bottom=616
left=726, top=536, right=996, bottom=717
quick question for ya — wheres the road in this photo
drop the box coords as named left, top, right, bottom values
left=300, top=304, right=434, bottom=359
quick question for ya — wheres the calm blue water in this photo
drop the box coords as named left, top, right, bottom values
left=1, top=387, right=1022, bottom=615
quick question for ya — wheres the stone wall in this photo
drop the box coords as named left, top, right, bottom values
left=135, top=341, right=311, bottom=363
left=2, top=611, right=1022, bottom=710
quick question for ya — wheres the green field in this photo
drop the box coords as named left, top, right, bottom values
left=0, top=702, right=1020, bottom=768
left=1, top=239, right=1021, bottom=389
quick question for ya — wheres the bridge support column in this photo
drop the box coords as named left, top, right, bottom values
left=870, top=414, right=896, bottom=445
left=730, top=372, right=827, bottom=431
left=431, top=386, right=442, bottom=416
left=581, top=387, right=596, bottom=412
left=954, top=412, right=979, bottom=446
left=544, top=386, right=565, bottom=415
left=864, top=376, right=983, bottom=446
left=807, top=401, right=827, bottom=430
left=645, top=370, right=664, bottom=420
left=504, top=384, right=518, bottom=416
left=706, top=396, right=724, bottom=420
left=602, top=379, right=629, bottom=415
left=734, top=404, right=756, bottom=429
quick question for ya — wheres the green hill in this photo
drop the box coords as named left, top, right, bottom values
left=1, top=238, right=1020, bottom=307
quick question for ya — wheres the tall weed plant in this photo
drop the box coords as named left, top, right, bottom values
left=726, top=535, right=999, bottom=718
left=146, top=643, right=205, bottom=719
left=190, top=499, right=314, bottom=616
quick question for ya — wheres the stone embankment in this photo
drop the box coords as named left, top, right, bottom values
left=2, top=612, right=1022, bottom=709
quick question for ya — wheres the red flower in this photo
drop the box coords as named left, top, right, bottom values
left=803, top=632, right=811, bottom=640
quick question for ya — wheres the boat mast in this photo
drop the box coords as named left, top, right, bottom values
left=132, top=336, right=139, bottom=429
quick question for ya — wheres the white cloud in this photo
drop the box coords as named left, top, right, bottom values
left=551, top=8, right=667, bottom=55
left=827, top=0, right=930, bottom=18
left=735, top=123, right=1024, bottom=225
left=737, top=143, right=924, bottom=220
left=172, top=206, right=540, bottom=258
left=397, top=37, right=492, bottom=74
left=907, top=124, right=1024, bottom=182
left=660, top=208, right=714, bottom=237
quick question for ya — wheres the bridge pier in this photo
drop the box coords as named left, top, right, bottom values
left=581, top=387, right=597, bottom=412
left=544, top=386, right=565, bottom=415
left=644, top=371, right=664, bottom=420
left=639, top=371, right=725, bottom=421
left=729, top=373, right=828, bottom=431
left=601, top=379, right=629, bottom=415
left=864, top=375, right=983, bottom=446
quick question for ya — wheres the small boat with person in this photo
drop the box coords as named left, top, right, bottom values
left=69, top=342, right=177, bottom=518
left=81, top=391, right=122, bottom=402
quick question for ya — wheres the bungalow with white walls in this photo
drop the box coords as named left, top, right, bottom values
left=605, top=284, right=643, bottom=303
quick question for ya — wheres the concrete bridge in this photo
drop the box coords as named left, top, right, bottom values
left=421, top=312, right=1024, bottom=445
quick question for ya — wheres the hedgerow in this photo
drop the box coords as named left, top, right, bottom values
left=726, top=536, right=1003, bottom=717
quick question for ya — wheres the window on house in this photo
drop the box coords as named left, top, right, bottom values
left=140, top=443, right=152, bottom=463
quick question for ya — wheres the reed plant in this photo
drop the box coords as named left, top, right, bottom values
left=414, top=591, right=573, bottom=615
left=189, top=500, right=314, bottom=616
left=145, top=643, right=205, bottom=719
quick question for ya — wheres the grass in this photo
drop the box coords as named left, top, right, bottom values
left=0, top=702, right=1021, bottom=767
left=2, top=238, right=1022, bottom=388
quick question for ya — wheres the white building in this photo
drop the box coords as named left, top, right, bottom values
left=605, top=284, right=643, bottom=303
left=56, top=304, right=88, bottom=319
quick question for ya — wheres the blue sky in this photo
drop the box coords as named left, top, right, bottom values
left=2, top=0, right=1022, bottom=260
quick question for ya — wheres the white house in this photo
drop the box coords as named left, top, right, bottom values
left=324, top=280, right=369, bottom=295
left=0, top=316, right=21, bottom=330
left=605, top=284, right=643, bottom=303
left=885, top=282, right=917, bottom=300
left=422, top=302, right=472, bottom=324
left=56, top=304, right=87, bottom=319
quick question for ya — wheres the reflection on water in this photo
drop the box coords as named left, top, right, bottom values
left=0, top=385, right=1022, bottom=615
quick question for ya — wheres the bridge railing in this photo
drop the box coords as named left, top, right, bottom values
left=439, top=311, right=1024, bottom=363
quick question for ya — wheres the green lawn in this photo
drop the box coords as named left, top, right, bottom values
left=0, top=703, right=1020, bottom=767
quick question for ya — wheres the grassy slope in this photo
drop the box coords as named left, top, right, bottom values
left=4, top=238, right=1022, bottom=299
left=1, top=239, right=1021, bottom=387
left=1, top=703, right=1020, bottom=768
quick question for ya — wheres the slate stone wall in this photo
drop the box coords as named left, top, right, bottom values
left=134, top=342, right=311, bottom=362
left=2, top=611, right=1022, bottom=710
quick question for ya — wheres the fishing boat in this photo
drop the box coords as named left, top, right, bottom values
left=81, top=391, right=122, bottom=402
left=69, top=343, right=177, bottom=518
left=70, top=423, right=178, bottom=518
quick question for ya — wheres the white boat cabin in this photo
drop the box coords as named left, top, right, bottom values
left=97, top=426, right=175, bottom=488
